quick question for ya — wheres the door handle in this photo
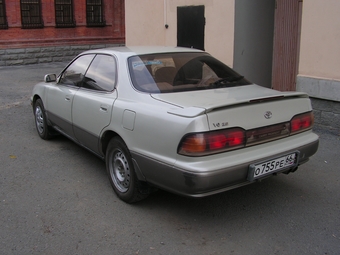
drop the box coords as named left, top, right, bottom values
left=100, top=105, right=108, bottom=112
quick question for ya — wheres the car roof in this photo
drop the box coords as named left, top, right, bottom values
left=80, top=46, right=204, bottom=58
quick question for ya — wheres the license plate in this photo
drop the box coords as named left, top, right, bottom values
left=248, top=151, right=299, bottom=181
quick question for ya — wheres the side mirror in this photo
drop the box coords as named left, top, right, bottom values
left=44, top=74, right=56, bottom=82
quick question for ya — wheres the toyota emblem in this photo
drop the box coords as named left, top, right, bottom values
left=264, top=111, right=272, bottom=119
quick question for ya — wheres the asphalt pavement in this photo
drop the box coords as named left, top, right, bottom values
left=0, top=62, right=339, bottom=255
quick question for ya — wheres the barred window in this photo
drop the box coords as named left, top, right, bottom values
left=55, top=0, right=75, bottom=28
left=0, top=0, right=8, bottom=29
left=86, top=0, right=105, bottom=27
left=20, top=0, right=44, bottom=28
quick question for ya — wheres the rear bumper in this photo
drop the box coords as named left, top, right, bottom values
left=132, top=131, right=319, bottom=197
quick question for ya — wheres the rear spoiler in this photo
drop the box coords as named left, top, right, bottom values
left=167, top=92, right=309, bottom=118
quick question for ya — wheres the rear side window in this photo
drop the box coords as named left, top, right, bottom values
left=128, top=52, right=250, bottom=93
left=59, top=54, right=95, bottom=87
left=83, top=54, right=116, bottom=92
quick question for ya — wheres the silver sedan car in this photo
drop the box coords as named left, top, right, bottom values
left=31, top=46, right=319, bottom=203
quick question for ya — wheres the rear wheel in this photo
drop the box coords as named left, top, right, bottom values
left=34, top=99, right=53, bottom=140
left=106, top=137, right=150, bottom=203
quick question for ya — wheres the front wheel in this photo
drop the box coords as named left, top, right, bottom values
left=34, top=99, right=53, bottom=140
left=106, top=137, right=150, bottom=203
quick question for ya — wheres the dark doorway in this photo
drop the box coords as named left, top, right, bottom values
left=177, top=5, right=205, bottom=50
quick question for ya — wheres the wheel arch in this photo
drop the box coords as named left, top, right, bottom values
left=32, top=95, right=54, bottom=127
left=100, top=130, right=147, bottom=182
left=31, top=95, right=41, bottom=110
left=100, top=130, right=122, bottom=156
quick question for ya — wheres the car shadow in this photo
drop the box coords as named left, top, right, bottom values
left=134, top=174, right=311, bottom=222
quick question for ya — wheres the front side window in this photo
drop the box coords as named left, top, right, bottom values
left=0, top=0, right=8, bottom=29
left=55, top=0, right=75, bottom=28
left=86, top=0, right=105, bottom=27
left=83, top=54, right=116, bottom=92
left=59, top=54, right=95, bottom=87
left=20, top=0, right=44, bottom=29
left=128, top=52, right=251, bottom=93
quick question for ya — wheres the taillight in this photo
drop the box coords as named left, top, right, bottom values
left=290, top=112, right=314, bottom=134
left=178, top=128, right=245, bottom=156
left=179, top=111, right=314, bottom=157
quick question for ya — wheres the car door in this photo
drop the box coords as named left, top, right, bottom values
left=46, top=54, right=95, bottom=138
left=72, top=54, right=118, bottom=154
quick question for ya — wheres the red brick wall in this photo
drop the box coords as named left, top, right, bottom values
left=0, top=0, right=125, bottom=49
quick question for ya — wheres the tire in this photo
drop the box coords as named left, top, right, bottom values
left=106, top=137, right=150, bottom=203
left=33, top=99, right=53, bottom=140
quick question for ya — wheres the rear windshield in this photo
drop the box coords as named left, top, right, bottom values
left=128, top=52, right=251, bottom=93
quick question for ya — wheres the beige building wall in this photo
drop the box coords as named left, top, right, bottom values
left=297, top=0, right=340, bottom=102
left=125, top=0, right=235, bottom=66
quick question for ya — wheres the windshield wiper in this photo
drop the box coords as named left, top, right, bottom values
left=210, top=76, right=244, bottom=88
